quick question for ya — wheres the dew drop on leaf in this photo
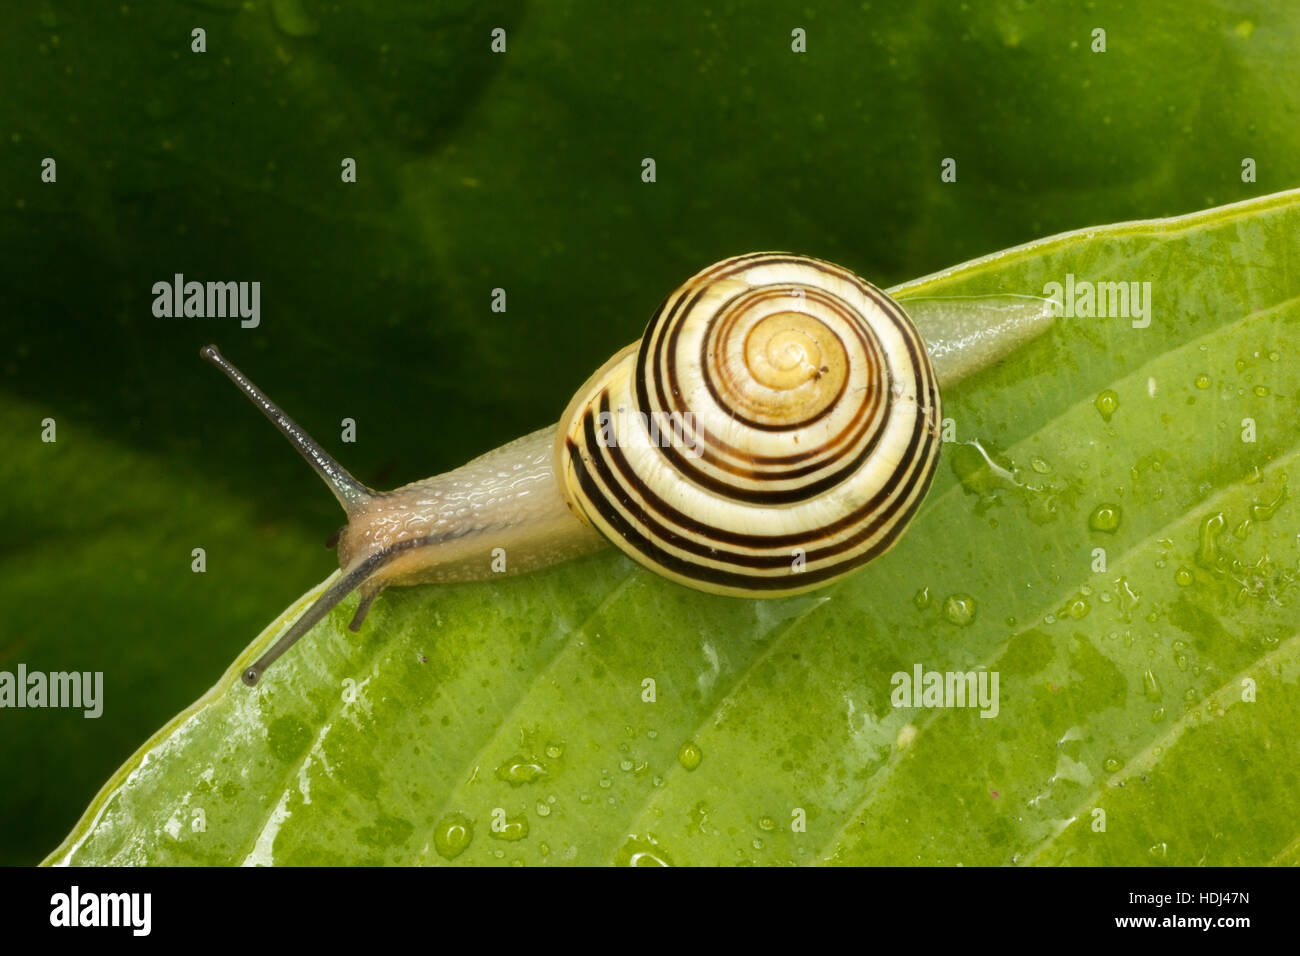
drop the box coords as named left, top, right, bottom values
left=489, top=815, right=529, bottom=842
left=1196, top=512, right=1226, bottom=568
left=942, top=593, right=977, bottom=626
left=432, top=813, right=473, bottom=861
left=1089, top=503, right=1122, bottom=533
left=495, top=755, right=546, bottom=786
left=1250, top=486, right=1287, bottom=521
left=1094, top=388, right=1119, bottom=422
left=677, top=742, right=703, bottom=771
left=1142, top=670, right=1163, bottom=702
left=615, top=834, right=673, bottom=867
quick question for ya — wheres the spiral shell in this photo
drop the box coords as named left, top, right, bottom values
left=555, top=253, right=942, bottom=597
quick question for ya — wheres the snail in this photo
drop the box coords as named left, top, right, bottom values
left=203, top=253, right=1054, bottom=686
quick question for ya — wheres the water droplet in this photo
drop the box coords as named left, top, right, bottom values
left=1065, top=597, right=1089, bottom=619
left=1103, top=756, right=1121, bottom=773
left=1142, top=670, right=1163, bottom=702
left=758, top=816, right=776, bottom=832
left=1089, top=503, right=1122, bottom=533
left=942, top=593, right=977, bottom=626
left=1253, top=385, right=1270, bottom=397
left=1250, top=486, right=1287, bottom=521
left=950, top=439, right=1020, bottom=499
left=489, top=815, right=529, bottom=842
left=1175, top=567, right=1192, bottom=587
left=1196, top=512, right=1225, bottom=568
left=1195, top=374, right=1211, bottom=389
left=433, top=813, right=473, bottom=860
left=615, top=834, right=673, bottom=867
left=495, top=755, right=546, bottom=786
left=545, top=741, right=565, bottom=760
left=913, top=586, right=932, bottom=610
left=678, top=742, right=703, bottom=771
left=1094, top=389, right=1119, bottom=422
left=1030, top=457, right=1052, bottom=474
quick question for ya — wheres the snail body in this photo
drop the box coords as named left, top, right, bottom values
left=202, top=253, right=1053, bottom=686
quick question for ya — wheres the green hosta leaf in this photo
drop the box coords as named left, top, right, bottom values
left=9, top=0, right=1300, bottom=864
left=47, top=190, right=1300, bottom=865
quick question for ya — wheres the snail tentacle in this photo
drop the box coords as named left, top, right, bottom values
left=201, top=345, right=373, bottom=512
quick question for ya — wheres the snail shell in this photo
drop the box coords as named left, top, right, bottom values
left=557, top=253, right=941, bottom=596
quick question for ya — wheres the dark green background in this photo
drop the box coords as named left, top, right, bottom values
left=2, top=0, right=1296, bottom=865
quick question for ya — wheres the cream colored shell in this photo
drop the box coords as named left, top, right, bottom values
left=556, top=253, right=942, bottom=596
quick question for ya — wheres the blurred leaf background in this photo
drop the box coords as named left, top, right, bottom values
left=2, top=0, right=1298, bottom=864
